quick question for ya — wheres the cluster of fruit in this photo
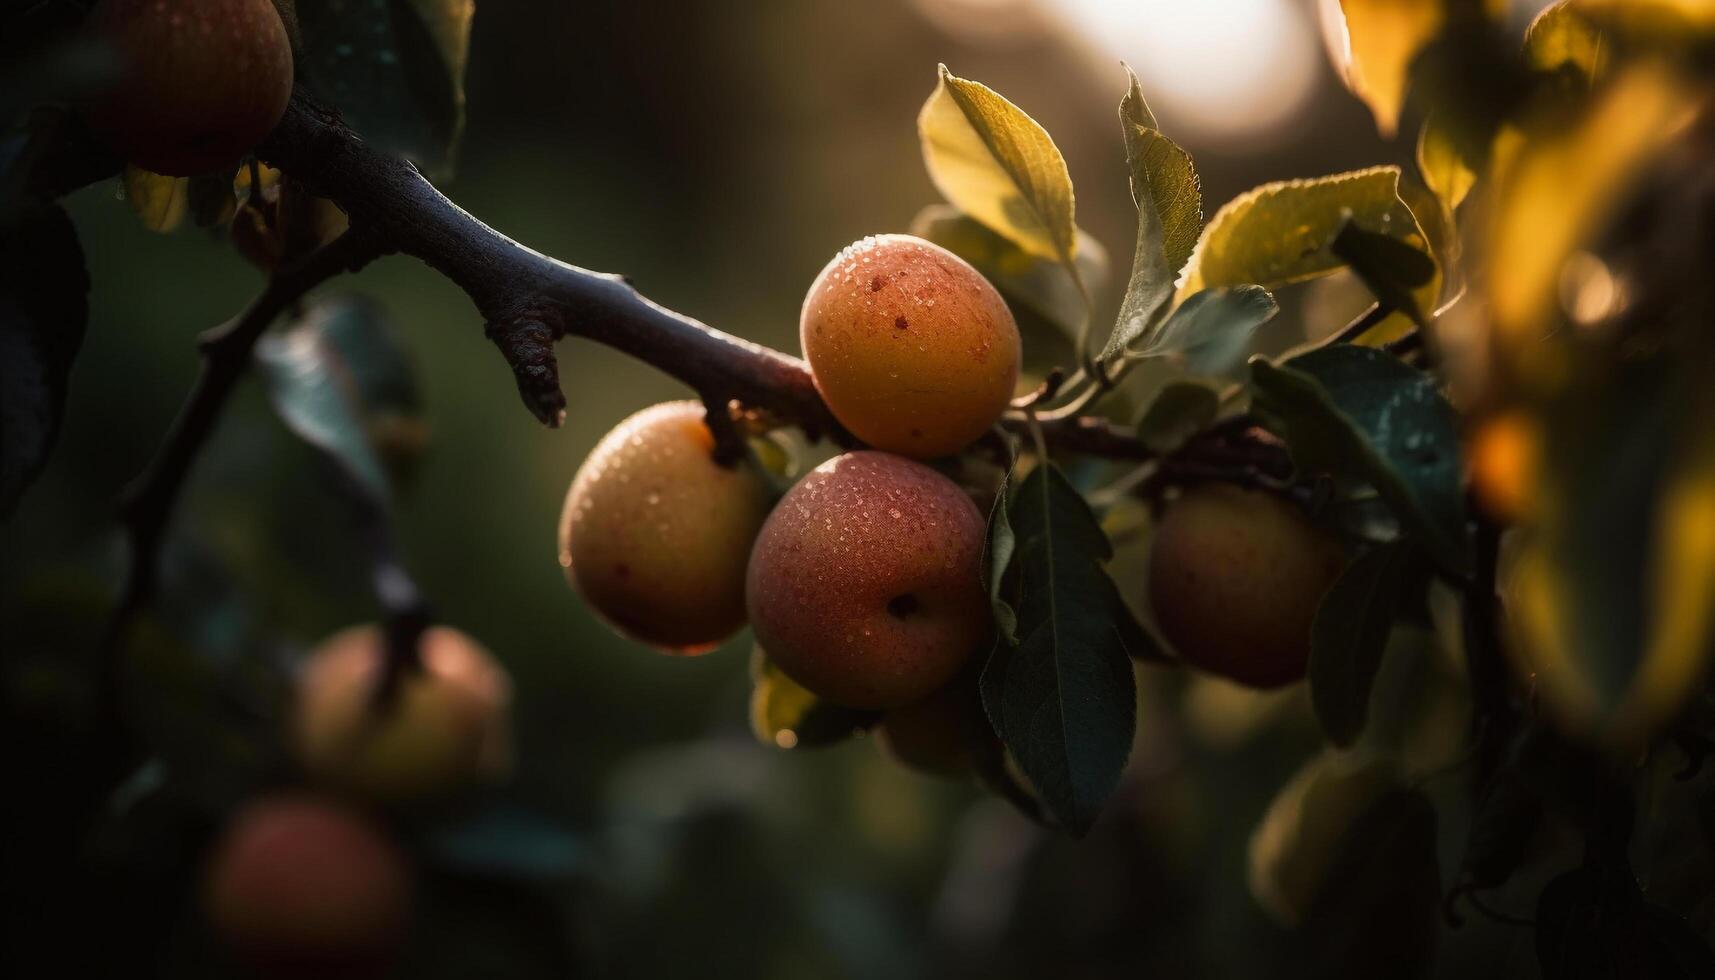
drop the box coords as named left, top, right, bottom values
left=560, top=234, right=1350, bottom=772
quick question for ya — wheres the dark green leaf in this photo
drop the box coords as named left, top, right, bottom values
left=295, top=0, right=472, bottom=174
left=983, top=448, right=1019, bottom=644
left=1250, top=345, right=1470, bottom=577
left=255, top=298, right=407, bottom=504
left=1330, top=218, right=1435, bottom=327
left=1137, top=285, right=1276, bottom=373
left=1135, top=381, right=1219, bottom=454
left=0, top=200, right=87, bottom=518
left=982, top=463, right=1136, bottom=835
left=1309, top=540, right=1416, bottom=747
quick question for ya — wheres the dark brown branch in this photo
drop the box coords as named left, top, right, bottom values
left=256, top=92, right=1150, bottom=460
left=98, top=230, right=380, bottom=729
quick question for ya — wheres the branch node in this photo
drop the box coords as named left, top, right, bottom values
left=702, top=396, right=747, bottom=468
left=487, top=315, right=566, bottom=427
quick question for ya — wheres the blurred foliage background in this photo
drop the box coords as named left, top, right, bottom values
left=14, top=0, right=1686, bottom=978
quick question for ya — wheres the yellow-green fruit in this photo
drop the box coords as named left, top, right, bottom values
left=1147, top=484, right=1349, bottom=688
left=801, top=234, right=1020, bottom=458
left=293, top=625, right=512, bottom=803
left=83, top=0, right=294, bottom=177
left=204, top=794, right=411, bottom=978
left=746, top=451, right=989, bottom=709
left=559, top=401, right=774, bottom=653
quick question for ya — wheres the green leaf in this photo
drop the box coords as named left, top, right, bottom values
left=1177, top=166, right=1426, bottom=301
left=1329, top=219, right=1435, bottom=327
left=981, top=463, right=1137, bottom=835
left=918, top=65, right=1078, bottom=269
left=122, top=165, right=186, bottom=233
left=1251, top=345, right=1470, bottom=577
left=0, top=201, right=87, bottom=518
left=1133, top=285, right=1277, bottom=374
left=1102, top=68, right=1203, bottom=365
left=1119, top=65, right=1201, bottom=278
left=983, top=449, right=1019, bottom=645
left=1309, top=540, right=1417, bottom=747
left=910, top=204, right=1108, bottom=339
left=255, top=298, right=412, bottom=504
left=1135, top=381, right=1219, bottom=455
left=295, top=0, right=473, bottom=174
left=749, top=648, right=879, bottom=749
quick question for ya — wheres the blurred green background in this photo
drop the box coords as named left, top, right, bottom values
left=3, top=1, right=1587, bottom=977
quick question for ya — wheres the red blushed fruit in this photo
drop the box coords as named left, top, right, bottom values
left=203, top=795, right=411, bottom=979
left=1147, top=483, right=1349, bottom=689
left=746, top=451, right=990, bottom=709
left=83, top=0, right=294, bottom=177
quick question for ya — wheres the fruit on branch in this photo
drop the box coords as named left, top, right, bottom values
left=203, top=795, right=411, bottom=978
left=801, top=234, right=1021, bottom=458
left=1147, top=483, right=1348, bottom=689
left=82, top=0, right=294, bottom=177
left=746, top=451, right=989, bottom=709
left=875, top=676, right=986, bottom=777
left=292, top=624, right=513, bottom=803
left=559, top=401, right=775, bottom=652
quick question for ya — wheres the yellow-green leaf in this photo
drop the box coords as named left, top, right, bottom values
left=1524, top=1, right=1608, bottom=81
left=1323, top=0, right=1508, bottom=136
left=1120, top=65, right=1201, bottom=277
left=123, top=166, right=187, bottom=234
left=1416, top=114, right=1475, bottom=212
left=1178, top=166, right=1430, bottom=309
left=919, top=65, right=1078, bottom=267
left=749, top=648, right=876, bottom=749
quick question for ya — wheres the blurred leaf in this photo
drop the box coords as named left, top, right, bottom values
left=1512, top=367, right=1715, bottom=747
left=1324, top=0, right=1440, bottom=136
left=1525, top=1, right=1607, bottom=81
left=1310, top=540, right=1418, bottom=747
left=981, top=463, right=1137, bottom=835
left=0, top=200, right=87, bottom=518
left=294, top=0, right=473, bottom=174
left=1537, top=867, right=1715, bottom=979
left=1489, top=65, right=1699, bottom=343
left=1176, top=167, right=1431, bottom=322
left=1416, top=114, right=1477, bottom=211
left=122, top=165, right=186, bottom=233
left=255, top=300, right=407, bottom=504
left=1119, top=65, right=1200, bottom=278
left=1129, top=285, right=1277, bottom=375
left=1135, top=381, right=1219, bottom=455
left=910, top=204, right=1107, bottom=338
left=749, top=648, right=878, bottom=749
left=425, top=805, right=587, bottom=882
left=918, top=65, right=1078, bottom=270
left=1329, top=218, right=1435, bottom=327
left=1251, top=345, right=1470, bottom=577
left=1249, top=751, right=1398, bottom=925
left=1461, top=727, right=1553, bottom=889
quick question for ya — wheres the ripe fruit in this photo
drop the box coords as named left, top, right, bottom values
left=83, top=0, right=295, bottom=177
left=875, top=677, right=985, bottom=777
left=801, top=234, right=1020, bottom=458
left=558, top=401, right=775, bottom=652
left=746, top=451, right=990, bottom=709
left=204, top=795, right=410, bottom=978
left=1147, top=483, right=1349, bottom=688
left=292, top=624, right=512, bottom=803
